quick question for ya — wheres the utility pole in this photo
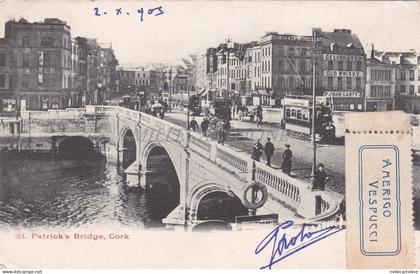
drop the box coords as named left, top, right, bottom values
left=310, top=30, right=317, bottom=190
left=226, top=37, right=231, bottom=100
left=187, top=90, right=190, bottom=130
left=169, top=68, right=172, bottom=113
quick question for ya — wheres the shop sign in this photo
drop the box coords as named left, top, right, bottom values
left=323, top=54, right=364, bottom=62
left=324, top=91, right=362, bottom=98
left=323, top=70, right=364, bottom=77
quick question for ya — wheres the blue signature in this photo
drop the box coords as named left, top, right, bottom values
left=255, top=220, right=343, bottom=269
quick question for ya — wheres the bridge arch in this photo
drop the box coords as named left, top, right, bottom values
left=141, top=141, right=182, bottom=221
left=56, top=136, right=95, bottom=159
left=188, top=182, right=248, bottom=223
left=119, top=125, right=138, bottom=169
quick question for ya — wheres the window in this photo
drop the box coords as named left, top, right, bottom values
left=356, top=62, right=362, bottom=71
left=400, top=85, right=406, bottom=93
left=409, top=70, right=414, bottom=80
left=288, top=47, right=294, bottom=56
left=0, top=53, right=5, bottom=67
left=328, top=61, right=333, bottom=70
left=22, top=74, right=29, bottom=89
left=400, top=69, right=406, bottom=80
left=288, top=77, right=294, bottom=88
left=301, top=48, right=307, bottom=57
left=22, top=54, right=29, bottom=67
left=418, top=70, right=420, bottom=81
left=328, top=77, right=333, bottom=89
left=418, top=86, right=420, bottom=94
left=41, top=36, right=55, bottom=48
left=409, top=85, right=415, bottom=95
left=347, top=61, right=352, bottom=71
left=338, top=61, right=343, bottom=70
left=300, top=61, right=305, bottom=73
left=23, top=36, right=29, bottom=47
left=0, top=74, right=5, bottom=88
left=356, top=77, right=361, bottom=89
left=297, top=110, right=302, bottom=120
left=338, top=77, right=342, bottom=89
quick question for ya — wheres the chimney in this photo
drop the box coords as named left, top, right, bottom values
left=371, top=44, right=375, bottom=60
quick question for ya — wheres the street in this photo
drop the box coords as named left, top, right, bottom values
left=164, top=110, right=346, bottom=195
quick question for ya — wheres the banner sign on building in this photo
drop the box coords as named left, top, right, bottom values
left=323, top=54, right=364, bottom=62
left=324, top=91, right=362, bottom=98
left=324, top=70, right=364, bottom=77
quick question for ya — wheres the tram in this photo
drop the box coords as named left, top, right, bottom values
left=210, top=98, right=232, bottom=120
left=188, top=95, right=202, bottom=116
left=281, top=95, right=335, bottom=142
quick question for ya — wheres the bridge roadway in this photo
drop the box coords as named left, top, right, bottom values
left=0, top=106, right=342, bottom=229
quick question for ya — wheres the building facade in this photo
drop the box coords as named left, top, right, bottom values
left=314, top=28, right=366, bottom=111
left=5, top=18, right=72, bottom=112
left=365, top=47, right=395, bottom=111
left=0, top=38, right=13, bottom=114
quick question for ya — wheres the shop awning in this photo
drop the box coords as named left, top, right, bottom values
left=201, top=88, right=210, bottom=97
left=197, top=87, right=206, bottom=96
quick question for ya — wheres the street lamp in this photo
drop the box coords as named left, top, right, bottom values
left=169, top=69, right=172, bottom=113
left=310, top=31, right=318, bottom=190
left=186, top=90, right=190, bottom=130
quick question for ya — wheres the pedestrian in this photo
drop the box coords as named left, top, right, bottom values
left=256, top=105, right=263, bottom=127
left=314, top=163, right=329, bottom=191
left=189, top=117, right=198, bottom=132
left=238, top=106, right=244, bottom=122
left=159, top=109, right=165, bottom=119
left=281, top=143, right=292, bottom=175
left=217, top=120, right=226, bottom=145
left=251, top=139, right=264, bottom=162
left=264, top=138, right=275, bottom=167
left=201, top=117, right=209, bottom=136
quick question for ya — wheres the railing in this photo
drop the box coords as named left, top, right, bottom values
left=253, top=162, right=303, bottom=209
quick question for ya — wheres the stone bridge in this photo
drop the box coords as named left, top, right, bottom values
left=0, top=106, right=341, bottom=229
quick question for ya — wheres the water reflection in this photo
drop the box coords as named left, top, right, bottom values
left=0, top=152, right=178, bottom=228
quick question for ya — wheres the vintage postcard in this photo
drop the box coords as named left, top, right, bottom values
left=0, top=0, right=419, bottom=270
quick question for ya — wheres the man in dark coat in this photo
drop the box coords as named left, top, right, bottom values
left=281, top=143, right=292, bottom=175
left=201, top=117, right=209, bottom=136
left=314, top=163, right=329, bottom=191
left=252, top=139, right=264, bottom=162
left=189, top=117, right=198, bottom=132
left=264, top=138, right=275, bottom=167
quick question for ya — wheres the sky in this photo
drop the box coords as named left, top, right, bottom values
left=0, top=0, right=419, bottom=67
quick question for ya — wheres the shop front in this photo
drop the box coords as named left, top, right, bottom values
left=366, top=99, right=393, bottom=111
left=1, top=96, right=16, bottom=115
left=324, top=91, right=364, bottom=111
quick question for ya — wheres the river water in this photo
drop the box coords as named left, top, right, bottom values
left=0, top=152, right=177, bottom=229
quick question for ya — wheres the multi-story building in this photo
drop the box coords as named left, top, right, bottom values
left=5, top=18, right=72, bottom=111
left=0, top=38, right=13, bottom=114
left=365, top=46, right=395, bottom=111
left=376, top=49, right=420, bottom=113
left=314, top=28, right=366, bottom=111
left=257, top=32, right=315, bottom=106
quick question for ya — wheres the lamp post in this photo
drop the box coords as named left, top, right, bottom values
left=169, top=69, right=172, bottom=113
left=310, top=31, right=318, bottom=190
left=187, top=90, right=190, bottom=130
